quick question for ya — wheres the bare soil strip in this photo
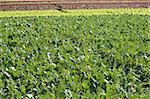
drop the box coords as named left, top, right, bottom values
left=0, top=0, right=149, bottom=11
left=1, top=0, right=149, bottom=2
left=0, top=0, right=149, bottom=4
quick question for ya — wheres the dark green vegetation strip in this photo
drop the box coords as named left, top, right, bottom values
left=0, top=15, right=149, bottom=98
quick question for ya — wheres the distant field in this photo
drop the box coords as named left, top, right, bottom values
left=0, top=0, right=149, bottom=10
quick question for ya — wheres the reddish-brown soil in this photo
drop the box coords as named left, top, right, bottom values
left=0, top=0, right=149, bottom=11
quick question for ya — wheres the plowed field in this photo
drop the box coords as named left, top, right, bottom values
left=0, top=0, right=149, bottom=10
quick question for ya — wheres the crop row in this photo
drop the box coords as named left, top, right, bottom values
left=0, top=8, right=149, bottom=17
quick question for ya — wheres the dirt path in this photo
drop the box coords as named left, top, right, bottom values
left=0, top=0, right=149, bottom=11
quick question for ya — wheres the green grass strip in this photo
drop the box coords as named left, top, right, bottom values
left=0, top=8, right=149, bottom=17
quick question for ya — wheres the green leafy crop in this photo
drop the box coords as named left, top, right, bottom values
left=0, top=14, right=149, bottom=98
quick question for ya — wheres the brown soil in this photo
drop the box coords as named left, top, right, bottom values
left=0, top=0, right=149, bottom=11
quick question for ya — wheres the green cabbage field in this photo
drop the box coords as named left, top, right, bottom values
left=0, top=14, right=149, bottom=98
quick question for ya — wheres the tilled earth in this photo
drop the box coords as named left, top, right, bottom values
left=0, top=0, right=149, bottom=11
